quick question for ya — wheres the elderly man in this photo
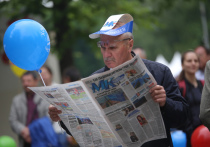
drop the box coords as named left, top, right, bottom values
left=49, top=14, right=188, bottom=147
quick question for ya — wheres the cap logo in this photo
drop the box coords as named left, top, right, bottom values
left=103, top=21, right=117, bottom=28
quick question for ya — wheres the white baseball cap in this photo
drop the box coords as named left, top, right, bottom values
left=89, top=14, right=133, bottom=39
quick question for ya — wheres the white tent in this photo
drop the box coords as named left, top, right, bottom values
left=155, top=52, right=182, bottom=78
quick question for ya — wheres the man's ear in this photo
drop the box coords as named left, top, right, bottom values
left=128, top=39, right=134, bottom=51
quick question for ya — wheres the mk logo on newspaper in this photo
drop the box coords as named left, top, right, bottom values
left=92, top=78, right=116, bottom=93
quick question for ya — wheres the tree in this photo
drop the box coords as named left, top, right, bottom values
left=0, top=0, right=157, bottom=76
left=134, top=0, right=210, bottom=62
left=1, top=0, right=209, bottom=75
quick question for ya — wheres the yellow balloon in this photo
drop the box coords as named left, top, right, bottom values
left=10, top=63, right=27, bottom=77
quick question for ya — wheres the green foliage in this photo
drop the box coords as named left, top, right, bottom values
left=0, top=0, right=156, bottom=76
left=0, top=0, right=209, bottom=75
left=134, top=0, right=210, bottom=62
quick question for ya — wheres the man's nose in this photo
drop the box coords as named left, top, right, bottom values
left=103, top=47, right=111, bottom=57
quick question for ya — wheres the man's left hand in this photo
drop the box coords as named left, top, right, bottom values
left=149, top=85, right=166, bottom=107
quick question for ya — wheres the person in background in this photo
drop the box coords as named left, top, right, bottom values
left=200, top=60, right=210, bottom=131
left=9, top=71, right=49, bottom=147
left=40, top=65, right=57, bottom=86
left=48, top=13, right=188, bottom=147
left=62, top=66, right=81, bottom=83
left=133, top=47, right=147, bottom=59
left=177, top=51, right=204, bottom=147
left=194, top=46, right=210, bottom=80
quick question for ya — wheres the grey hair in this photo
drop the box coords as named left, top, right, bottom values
left=122, top=32, right=134, bottom=39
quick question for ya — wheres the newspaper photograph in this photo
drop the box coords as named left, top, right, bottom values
left=29, top=55, right=166, bottom=147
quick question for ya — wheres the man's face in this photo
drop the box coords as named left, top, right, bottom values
left=99, top=34, right=133, bottom=68
left=195, top=46, right=208, bottom=70
left=21, top=74, right=38, bottom=93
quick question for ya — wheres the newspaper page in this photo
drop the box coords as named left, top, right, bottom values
left=81, top=55, right=167, bottom=147
left=29, top=81, right=123, bottom=147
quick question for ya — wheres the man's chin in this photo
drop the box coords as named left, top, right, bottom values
left=106, top=64, right=116, bottom=69
left=105, top=62, right=117, bottom=69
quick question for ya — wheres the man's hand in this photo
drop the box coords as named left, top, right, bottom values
left=149, top=85, right=166, bottom=107
left=21, top=127, right=31, bottom=143
left=48, top=105, right=62, bottom=122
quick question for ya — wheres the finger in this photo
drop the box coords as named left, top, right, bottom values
left=153, top=98, right=165, bottom=104
left=48, top=106, right=62, bottom=115
left=51, top=113, right=61, bottom=119
left=154, top=97, right=166, bottom=107
left=150, top=85, right=162, bottom=92
left=150, top=89, right=165, bottom=97
left=49, top=105, right=58, bottom=111
left=50, top=115, right=61, bottom=122
left=152, top=94, right=166, bottom=100
left=49, top=105, right=62, bottom=113
left=48, top=109, right=61, bottom=115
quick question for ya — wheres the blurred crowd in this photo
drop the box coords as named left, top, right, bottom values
left=8, top=65, right=81, bottom=147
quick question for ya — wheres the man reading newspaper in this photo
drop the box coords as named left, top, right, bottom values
left=48, top=14, right=188, bottom=147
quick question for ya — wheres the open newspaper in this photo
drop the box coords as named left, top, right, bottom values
left=29, top=55, right=167, bottom=147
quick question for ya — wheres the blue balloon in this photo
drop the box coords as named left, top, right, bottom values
left=171, top=130, right=187, bottom=147
left=3, top=19, right=50, bottom=71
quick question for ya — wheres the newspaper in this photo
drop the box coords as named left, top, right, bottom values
left=29, top=55, right=167, bottom=147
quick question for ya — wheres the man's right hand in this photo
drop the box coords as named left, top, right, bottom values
left=48, top=105, right=62, bottom=122
left=21, top=127, right=31, bottom=143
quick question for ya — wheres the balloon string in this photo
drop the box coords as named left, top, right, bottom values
left=38, top=69, right=64, bottom=133
left=37, top=70, right=46, bottom=87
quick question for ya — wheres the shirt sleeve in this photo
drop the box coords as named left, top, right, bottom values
left=155, top=65, right=189, bottom=128
left=200, top=61, right=210, bottom=130
left=9, top=96, right=25, bottom=135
